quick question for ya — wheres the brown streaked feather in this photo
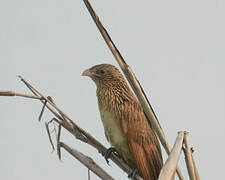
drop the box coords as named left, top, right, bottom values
left=121, top=101, right=163, bottom=180
left=129, top=140, right=162, bottom=180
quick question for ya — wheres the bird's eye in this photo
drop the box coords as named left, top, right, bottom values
left=97, top=69, right=106, bottom=75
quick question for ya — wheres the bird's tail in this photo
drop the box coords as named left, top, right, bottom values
left=129, top=140, right=163, bottom=180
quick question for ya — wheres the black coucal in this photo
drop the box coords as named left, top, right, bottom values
left=82, top=64, right=163, bottom=180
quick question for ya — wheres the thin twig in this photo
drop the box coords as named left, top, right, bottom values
left=60, top=142, right=115, bottom=180
left=82, top=0, right=184, bottom=179
left=18, top=76, right=89, bottom=142
left=0, top=91, right=41, bottom=99
left=57, top=124, right=62, bottom=160
left=183, top=132, right=196, bottom=180
left=39, top=100, right=47, bottom=121
left=45, top=120, right=55, bottom=151
left=18, top=76, right=40, bottom=97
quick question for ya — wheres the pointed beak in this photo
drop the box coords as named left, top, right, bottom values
left=82, top=69, right=91, bottom=77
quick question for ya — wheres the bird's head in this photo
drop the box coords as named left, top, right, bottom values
left=82, top=64, right=125, bottom=88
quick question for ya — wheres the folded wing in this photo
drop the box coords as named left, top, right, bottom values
left=121, top=101, right=163, bottom=180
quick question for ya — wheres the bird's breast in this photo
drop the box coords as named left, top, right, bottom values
left=99, top=107, right=133, bottom=160
left=100, top=108, right=125, bottom=146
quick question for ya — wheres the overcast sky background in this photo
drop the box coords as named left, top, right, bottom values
left=1, top=0, right=225, bottom=179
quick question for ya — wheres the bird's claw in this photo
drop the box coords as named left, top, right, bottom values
left=128, top=168, right=139, bottom=180
left=104, top=147, right=116, bottom=165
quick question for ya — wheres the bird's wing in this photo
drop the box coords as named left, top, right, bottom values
left=121, top=101, right=163, bottom=180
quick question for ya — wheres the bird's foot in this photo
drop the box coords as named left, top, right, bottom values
left=128, top=168, right=140, bottom=180
left=104, top=147, right=117, bottom=165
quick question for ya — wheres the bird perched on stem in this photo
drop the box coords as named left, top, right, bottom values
left=82, top=64, right=163, bottom=180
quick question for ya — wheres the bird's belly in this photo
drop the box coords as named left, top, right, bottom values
left=100, top=110, right=132, bottom=161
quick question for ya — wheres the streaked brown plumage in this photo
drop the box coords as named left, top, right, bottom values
left=82, top=64, right=163, bottom=180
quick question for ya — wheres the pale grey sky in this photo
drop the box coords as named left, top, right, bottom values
left=1, top=0, right=225, bottom=180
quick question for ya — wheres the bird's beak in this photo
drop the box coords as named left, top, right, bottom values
left=82, top=69, right=91, bottom=77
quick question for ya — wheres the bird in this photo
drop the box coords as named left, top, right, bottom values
left=82, top=64, right=163, bottom=180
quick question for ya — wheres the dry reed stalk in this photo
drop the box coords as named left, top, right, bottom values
left=60, top=142, right=114, bottom=180
left=158, top=131, right=184, bottom=180
left=183, top=132, right=196, bottom=180
left=191, top=148, right=201, bottom=180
